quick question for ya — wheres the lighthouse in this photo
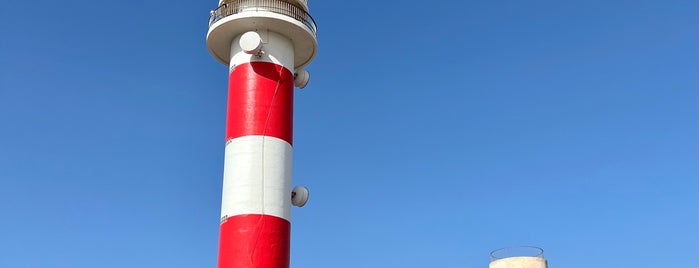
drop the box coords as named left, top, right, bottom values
left=206, top=0, right=317, bottom=267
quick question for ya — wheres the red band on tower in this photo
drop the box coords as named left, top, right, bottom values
left=225, top=62, right=294, bottom=145
left=218, top=214, right=291, bottom=268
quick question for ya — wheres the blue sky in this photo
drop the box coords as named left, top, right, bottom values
left=1, top=0, right=696, bottom=267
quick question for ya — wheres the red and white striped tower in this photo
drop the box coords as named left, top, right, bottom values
left=206, top=0, right=317, bottom=267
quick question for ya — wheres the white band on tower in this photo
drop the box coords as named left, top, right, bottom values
left=221, top=136, right=292, bottom=221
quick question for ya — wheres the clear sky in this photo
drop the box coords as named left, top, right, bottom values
left=0, top=0, right=696, bottom=267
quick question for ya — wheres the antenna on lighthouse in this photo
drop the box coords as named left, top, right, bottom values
left=294, top=69, right=310, bottom=89
left=239, top=31, right=263, bottom=55
left=291, top=185, right=309, bottom=207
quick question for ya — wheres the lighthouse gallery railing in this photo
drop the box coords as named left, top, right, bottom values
left=209, top=0, right=317, bottom=36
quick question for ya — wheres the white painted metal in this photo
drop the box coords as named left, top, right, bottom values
left=291, top=185, right=309, bottom=207
left=229, top=30, right=295, bottom=72
left=220, top=136, right=293, bottom=221
left=296, top=0, right=309, bottom=11
left=207, top=10, right=317, bottom=68
left=239, top=31, right=263, bottom=54
left=293, top=68, right=310, bottom=89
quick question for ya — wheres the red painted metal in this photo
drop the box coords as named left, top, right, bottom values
left=225, top=62, right=294, bottom=145
left=218, top=214, right=291, bottom=268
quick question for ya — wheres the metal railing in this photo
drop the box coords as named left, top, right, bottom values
left=209, top=0, right=317, bottom=35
